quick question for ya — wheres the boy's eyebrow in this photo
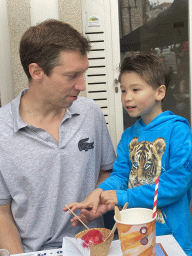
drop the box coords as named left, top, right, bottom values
left=120, top=84, right=143, bottom=87
left=131, top=83, right=143, bottom=86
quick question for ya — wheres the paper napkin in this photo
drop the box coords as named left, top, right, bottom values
left=62, top=237, right=90, bottom=256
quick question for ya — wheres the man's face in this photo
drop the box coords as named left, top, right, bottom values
left=41, top=51, right=89, bottom=109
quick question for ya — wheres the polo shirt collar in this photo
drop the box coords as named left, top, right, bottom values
left=60, top=98, right=80, bottom=124
left=11, top=89, right=81, bottom=132
left=67, top=98, right=81, bottom=116
left=11, top=89, right=28, bottom=132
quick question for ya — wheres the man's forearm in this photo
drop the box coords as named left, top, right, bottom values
left=0, top=204, right=24, bottom=254
left=96, top=169, right=112, bottom=187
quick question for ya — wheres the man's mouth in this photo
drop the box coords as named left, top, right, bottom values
left=70, top=95, right=78, bottom=99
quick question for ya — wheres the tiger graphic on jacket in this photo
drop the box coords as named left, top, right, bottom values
left=128, top=137, right=166, bottom=223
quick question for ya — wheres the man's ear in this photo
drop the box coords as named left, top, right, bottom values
left=156, top=85, right=166, bottom=101
left=29, top=63, right=44, bottom=81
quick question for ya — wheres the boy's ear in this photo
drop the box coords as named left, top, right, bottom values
left=29, top=63, right=44, bottom=81
left=156, top=85, right=166, bottom=101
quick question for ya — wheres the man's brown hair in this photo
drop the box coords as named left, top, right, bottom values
left=19, top=19, right=90, bottom=80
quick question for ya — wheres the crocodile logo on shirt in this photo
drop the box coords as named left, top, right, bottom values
left=78, top=138, right=94, bottom=151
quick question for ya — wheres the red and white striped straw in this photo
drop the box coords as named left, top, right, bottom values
left=152, top=177, right=159, bottom=219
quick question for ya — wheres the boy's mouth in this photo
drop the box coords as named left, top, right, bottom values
left=127, top=106, right=136, bottom=110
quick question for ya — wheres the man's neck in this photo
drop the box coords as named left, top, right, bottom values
left=19, top=88, right=66, bottom=128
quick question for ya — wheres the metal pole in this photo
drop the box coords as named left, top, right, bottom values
left=128, top=0, right=133, bottom=32
left=189, top=0, right=192, bottom=127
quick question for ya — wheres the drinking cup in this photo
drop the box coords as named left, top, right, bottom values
left=114, top=208, right=156, bottom=256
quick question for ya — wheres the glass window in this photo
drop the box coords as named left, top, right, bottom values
left=119, top=0, right=190, bottom=129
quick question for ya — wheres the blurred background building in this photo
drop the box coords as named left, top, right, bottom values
left=118, top=0, right=190, bottom=129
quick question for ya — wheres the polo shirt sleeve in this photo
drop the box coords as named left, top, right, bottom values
left=94, top=104, right=116, bottom=171
left=0, top=169, right=12, bottom=205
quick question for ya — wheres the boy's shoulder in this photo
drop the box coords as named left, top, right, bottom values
left=121, top=111, right=191, bottom=141
left=150, top=111, right=190, bottom=129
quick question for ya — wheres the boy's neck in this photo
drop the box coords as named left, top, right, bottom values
left=141, top=104, right=163, bottom=125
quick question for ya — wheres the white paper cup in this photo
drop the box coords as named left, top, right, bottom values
left=114, top=208, right=156, bottom=256
left=0, top=249, right=10, bottom=256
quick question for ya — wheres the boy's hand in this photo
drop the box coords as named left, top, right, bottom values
left=70, top=203, right=115, bottom=227
left=100, top=190, right=118, bottom=205
left=63, top=188, right=103, bottom=214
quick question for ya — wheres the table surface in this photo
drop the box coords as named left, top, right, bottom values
left=13, top=235, right=186, bottom=256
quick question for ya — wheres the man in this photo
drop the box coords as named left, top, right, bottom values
left=0, top=20, right=116, bottom=253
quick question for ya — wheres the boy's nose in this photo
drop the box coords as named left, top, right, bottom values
left=124, top=93, right=132, bottom=101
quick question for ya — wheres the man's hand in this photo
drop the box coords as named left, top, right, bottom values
left=70, top=203, right=115, bottom=227
left=63, top=188, right=103, bottom=214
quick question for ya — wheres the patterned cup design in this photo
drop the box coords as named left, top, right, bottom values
left=115, top=208, right=156, bottom=256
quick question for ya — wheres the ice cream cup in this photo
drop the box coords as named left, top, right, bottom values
left=114, top=208, right=156, bottom=256
left=75, top=228, right=114, bottom=256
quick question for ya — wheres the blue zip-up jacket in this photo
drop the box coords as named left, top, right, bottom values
left=98, top=111, right=192, bottom=255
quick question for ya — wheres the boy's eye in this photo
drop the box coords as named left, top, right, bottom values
left=133, top=88, right=139, bottom=92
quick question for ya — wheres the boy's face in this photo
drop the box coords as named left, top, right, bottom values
left=120, top=72, right=164, bottom=125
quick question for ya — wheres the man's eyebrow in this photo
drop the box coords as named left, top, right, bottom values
left=64, top=67, right=89, bottom=75
left=64, top=72, right=78, bottom=75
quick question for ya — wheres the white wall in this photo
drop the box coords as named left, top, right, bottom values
left=0, top=0, right=14, bottom=106
left=30, top=0, right=59, bottom=26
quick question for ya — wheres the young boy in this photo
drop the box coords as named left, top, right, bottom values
left=65, top=54, right=192, bottom=255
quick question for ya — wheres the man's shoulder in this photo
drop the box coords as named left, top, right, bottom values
left=76, top=96, right=99, bottom=106
left=74, top=96, right=102, bottom=113
left=0, top=102, right=12, bottom=121
left=0, top=101, right=15, bottom=134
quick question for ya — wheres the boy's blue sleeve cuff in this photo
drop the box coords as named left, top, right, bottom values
left=97, top=183, right=112, bottom=191
left=116, top=190, right=129, bottom=207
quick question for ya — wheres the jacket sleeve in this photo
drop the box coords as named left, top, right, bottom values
left=116, top=122, right=192, bottom=208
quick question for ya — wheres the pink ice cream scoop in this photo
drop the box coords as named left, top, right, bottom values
left=81, top=229, right=104, bottom=248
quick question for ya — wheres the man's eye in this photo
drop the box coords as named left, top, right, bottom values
left=133, top=89, right=139, bottom=92
left=68, top=74, right=77, bottom=79
left=121, top=90, right=125, bottom=93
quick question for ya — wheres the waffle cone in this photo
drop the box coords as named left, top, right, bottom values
left=75, top=228, right=114, bottom=256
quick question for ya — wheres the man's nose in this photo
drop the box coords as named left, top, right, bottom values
left=75, top=75, right=86, bottom=91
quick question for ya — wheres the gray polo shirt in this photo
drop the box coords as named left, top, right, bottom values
left=0, top=89, right=116, bottom=252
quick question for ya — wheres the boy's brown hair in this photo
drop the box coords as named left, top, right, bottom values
left=119, top=54, right=172, bottom=91
left=19, top=19, right=90, bottom=80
